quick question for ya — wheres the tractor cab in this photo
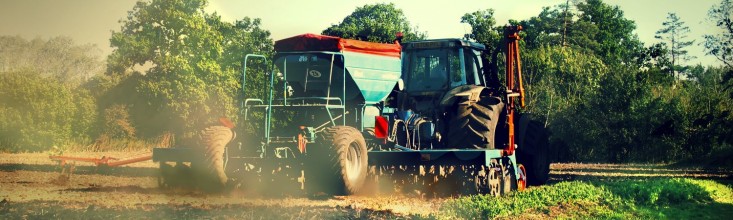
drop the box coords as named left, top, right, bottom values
left=401, top=39, right=487, bottom=94
left=395, top=39, right=488, bottom=115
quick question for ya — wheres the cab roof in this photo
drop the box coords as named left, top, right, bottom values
left=401, top=38, right=486, bottom=51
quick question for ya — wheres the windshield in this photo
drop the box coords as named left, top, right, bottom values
left=404, top=48, right=464, bottom=92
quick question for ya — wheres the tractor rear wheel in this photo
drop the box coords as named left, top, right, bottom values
left=445, top=96, right=504, bottom=149
left=311, top=126, right=368, bottom=195
left=197, top=125, right=234, bottom=191
left=517, top=121, right=550, bottom=185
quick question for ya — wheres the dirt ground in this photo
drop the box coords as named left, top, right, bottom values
left=1, top=151, right=731, bottom=219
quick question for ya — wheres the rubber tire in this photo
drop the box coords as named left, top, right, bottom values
left=311, top=126, right=368, bottom=195
left=503, top=165, right=517, bottom=195
left=517, top=121, right=550, bottom=186
left=445, top=96, right=504, bottom=149
left=198, top=126, right=233, bottom=191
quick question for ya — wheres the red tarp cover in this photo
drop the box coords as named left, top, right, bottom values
left=274, top=33, right=401, bottom=58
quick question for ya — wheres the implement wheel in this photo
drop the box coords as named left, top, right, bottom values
left=311, top=126, right=368, bottom=195
left=517, top=164, right=527, bottom=191
left=158, top=162, right=196, bottom=189
left=196, top=126, right=234, bottom=191
left=502, top=164, right=516, bottom=195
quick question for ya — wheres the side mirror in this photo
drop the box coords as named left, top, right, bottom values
left=397, top=78, right=405, bottom=91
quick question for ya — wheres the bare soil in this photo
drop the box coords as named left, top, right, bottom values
left=0, top=151, right=443, bottom=219
left=1, top=151, right=731, bottom=219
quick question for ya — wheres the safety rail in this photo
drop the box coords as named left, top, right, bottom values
left=244, top=97, right=344, bottom=107
left=242, top=52, right=348, bottom=155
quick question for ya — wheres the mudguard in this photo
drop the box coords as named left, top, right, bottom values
left=438, top=85, right=491, bottom=107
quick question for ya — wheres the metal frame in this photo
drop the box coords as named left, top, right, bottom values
left=243, top=52, right=348, bottom=147
left=368, top=148, right=510, bottom=166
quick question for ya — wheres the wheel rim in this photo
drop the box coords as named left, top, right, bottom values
left=502, top=165, right=512, bottom=194
left=517, top=164, right=527, bottom=191
left=488, top=167, right=501, bottom=196
left=346, top=141, right=363, bottom=182
left=475, top=165, right=488, bottom=194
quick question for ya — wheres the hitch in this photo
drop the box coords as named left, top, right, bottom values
left=50, top=154, right=152, bottom=167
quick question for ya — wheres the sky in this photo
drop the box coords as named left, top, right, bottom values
left=0, top=0, right=723, bottom=66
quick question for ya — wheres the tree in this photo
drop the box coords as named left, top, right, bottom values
left=638, top=42, right=671, bottom=74
left=703, top=0, right=733, bottom=69
left=702, top=1, right=733, bottom=152
left=0, top=36, right=103, bottom=85
left=0, top=36, right=101, bottom=152
left=655, top=13, right=696, bottom=78
left=0, top=70, right=96, bottom=152
left=517, top=4, right=602, bottom=52
left=461, top=9, right=501, bottom=50
left=518, top=6, right=567, bottom=49
left=518, top=1, right=641, bottom=66
left=460, top=9, right=503, bottom=87
left=106, top=0, right=273, bottom=139
left=322, top=3, right=426, bottom=43
left=575, top=0, right=643, bottom=66
left=680, top=66, right=733, bottom=157
left=520, top=46, right=612, bottom=161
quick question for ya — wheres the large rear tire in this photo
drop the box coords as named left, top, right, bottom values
left=445, top=96, right=504, bottom=149
left=197, top=126, right=233, bottom=191
left=517, top=120, right=550, bottom=185
left=311, top=126, right=368, bottom=195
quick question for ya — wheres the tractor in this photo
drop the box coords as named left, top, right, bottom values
left=152, top=25, right=550, bottom=196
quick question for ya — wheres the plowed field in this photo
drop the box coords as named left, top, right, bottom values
left=1, top=151, right=731, bottom=219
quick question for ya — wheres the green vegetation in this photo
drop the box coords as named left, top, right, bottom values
left=0, top=36, right=100, bottom=152
left=0, top=70, right=96, bottom=152
left=0, top=0, right=273, bottom=152
left=322, top=3, right=427, bottom=43
left=105, top=0, right=273, bottom=140
left=656, top=13, right=696, bottom=77
left=461, top=0, right=733, bottom=163
left=703, top=0, right=733, bottom=69
left=441, top=178, right=733, bottom=219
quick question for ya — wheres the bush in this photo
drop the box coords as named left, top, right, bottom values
left=0, top=71, right=96, bottom=152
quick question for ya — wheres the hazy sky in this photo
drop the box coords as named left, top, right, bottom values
left=0, top=0, right=723, bottom=66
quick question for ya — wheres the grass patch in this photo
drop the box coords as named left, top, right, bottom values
left=602, top=178, right=714, bottom=205
left=441, top=178, right=733, bottom=219
left=441, top=181, right=624, bottom=219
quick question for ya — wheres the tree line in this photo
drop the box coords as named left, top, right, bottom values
left=1, top=0, right=731, bottom=163
left=459, top=0, right=733, bottom=162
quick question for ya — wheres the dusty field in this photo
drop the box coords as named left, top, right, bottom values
left=1, top=151, right=731, bottom=219
left=0, top=151, right=443, bottom=219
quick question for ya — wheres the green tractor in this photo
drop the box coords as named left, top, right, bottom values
left=387, top=25, right=550, bottom=188
left=153, top=26, right=550, bottom=195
